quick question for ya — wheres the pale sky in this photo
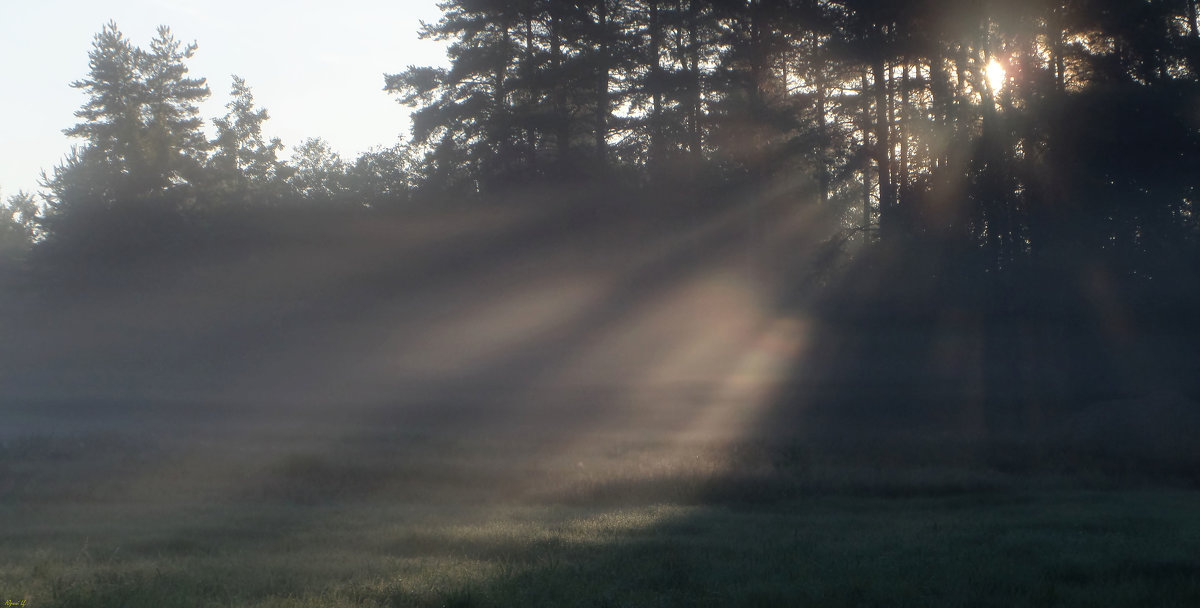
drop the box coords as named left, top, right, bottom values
left=0, top=0, right=448, bottom=199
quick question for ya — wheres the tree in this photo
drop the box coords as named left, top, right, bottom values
left=139, top=25, right=211, bottom=192
left=3, top=192, right=40, bottom=239
left=56, top=22, right=143, bottom=202
left=288, top=138, right=350, bottom=204
left=40, top=22, right=210, bottom=251
left=385, top=0, right=523, bottom=191
left=345, top=145, right=415, bottom=207
left=386, top=0, right=1200, bottom=290
left=0, top=191, right=38, bottom=262
left=208, top=75, right=287, bottom=205
left=47, top=22, right=210, bottom=213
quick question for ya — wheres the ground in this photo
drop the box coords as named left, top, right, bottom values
left=2, top=408, right=1199, bottom=607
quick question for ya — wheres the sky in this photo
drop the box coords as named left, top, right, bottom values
left=0, top=0, right=448, bottom=199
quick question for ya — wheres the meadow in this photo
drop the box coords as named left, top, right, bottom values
left=2, top=404, right=1199, bottom=608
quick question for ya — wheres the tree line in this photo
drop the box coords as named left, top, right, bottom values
left=391, top=0, right=1199, bottom=283
left=3, top=2, right=1200, bottom=308
left=0, top=21, right=419, bottom=268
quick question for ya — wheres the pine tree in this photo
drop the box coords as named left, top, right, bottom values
left=386, top=0, right=523, bottom=191
left=50, top=22, right=210, bottom=207
left=58, top=22, right=142, bottom=201
left=139, top=25, right=211, bottom=191
left=43, top=22, right=210, bottom=250
left=209, top=75, right=286, bottom=204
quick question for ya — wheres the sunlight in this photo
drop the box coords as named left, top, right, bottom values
left=986, top=58, right=1007, bottom=93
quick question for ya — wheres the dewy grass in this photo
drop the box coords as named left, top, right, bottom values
left=2, top=429, right=1199, bottom=607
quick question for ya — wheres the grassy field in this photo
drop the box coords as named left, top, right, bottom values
left=2, top=417, right=1199, bottom=608
left=5, top=194, right=1200, bottom=605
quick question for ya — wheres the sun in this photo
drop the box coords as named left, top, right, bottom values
left=986, top=58, right=1007, bottom=93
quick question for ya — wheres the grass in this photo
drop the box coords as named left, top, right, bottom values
left=2, top=425, right=1199, bottom=607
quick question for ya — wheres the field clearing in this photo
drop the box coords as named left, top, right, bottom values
left=2, top=414, right=1199, bottom=608
left=3, top=200, right=1199, bottom=606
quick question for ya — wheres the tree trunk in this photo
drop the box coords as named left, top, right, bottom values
left=648, top=1, right=665, bottom=174
left=816, top=84, right=829, bottom=206
left=899, top=59, right=910, bottom=197
left=929, top=47, right=952, bottom=169
left=811, top=32, right=828, bottom=206
left=1048, top=9, right=1065, bottom=94
left=595, top=0, right=610, bottom=170
left=494, top=19, right=511, bottom=178
left=861, top=71, right=874, bottom=234
left=524, top=15, right=538, bottom=173
left=550, top=3, right=569, bottom=168
left=873, top=56, right=894, bottom=232
left=1186, top=0, right=1200, bottom=74
left=686, top=0, right=703, bottom=167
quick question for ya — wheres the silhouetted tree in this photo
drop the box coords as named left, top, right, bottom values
left=385, top=0, right=522, bottom=191
left=345, top=144, right=415, bottom=207
left=387, top=0, right=1200, bottom=270
left=0, top=192, right=38, bottom=267
left=139, top=25, right=211, bottom=192
left=42, top=22, right=210, bottom=249
left=288, top=137, right=350, bottom=204
left=52, top=23, right=143, bottom=205
left=207, top=75, right=288, bottom=206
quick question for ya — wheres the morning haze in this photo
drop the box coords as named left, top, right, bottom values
left=2, top=1, right=1200, bottom=606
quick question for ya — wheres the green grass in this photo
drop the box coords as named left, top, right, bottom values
left=2, top=429, right=1199, bottom=607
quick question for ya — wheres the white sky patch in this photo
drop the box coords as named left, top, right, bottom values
left=0, top=0, right=448, bottom=198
